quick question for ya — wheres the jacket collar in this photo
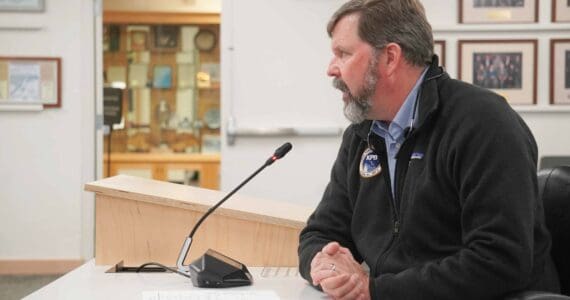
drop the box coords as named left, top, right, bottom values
left=354, top=55, right=447, bottom=140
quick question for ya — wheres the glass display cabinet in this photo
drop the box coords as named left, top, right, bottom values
left=102, top=12, right=220, bottom=189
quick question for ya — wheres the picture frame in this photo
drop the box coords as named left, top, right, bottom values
left=103, top=25, right=120, bottom=52
left=0, top=0, right=44, bottom=12
left=552, top=0, right=570, bottom=22
left=153, top=65, right=172, bottom=89
left=550, top=39, right=570, bottom=105
left=459, top=0, right=538, bottom=24
left=151, top=26, right=179, bottom=52
left=129, top=29, right=149, bottom=52
left=434, top=40, right=446, bottom=68
left=0, top=56, right=61, bottom=108
left=458, top=39, right=537, bottom=105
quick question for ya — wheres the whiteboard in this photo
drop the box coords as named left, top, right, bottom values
left=221, top=0, right=348, bottom=207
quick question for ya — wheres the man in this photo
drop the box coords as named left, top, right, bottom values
left=298, top=0, right=560, bottom=299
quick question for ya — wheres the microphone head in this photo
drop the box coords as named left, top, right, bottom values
left=274, top=142, right=293, bottom=159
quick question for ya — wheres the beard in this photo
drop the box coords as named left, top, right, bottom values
left=332, top=60, right=378, bottom=124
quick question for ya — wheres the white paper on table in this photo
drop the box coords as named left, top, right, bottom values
left=142, top=290, right=280, bottom=300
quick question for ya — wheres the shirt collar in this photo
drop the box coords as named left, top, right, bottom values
left=372, top=67, right=428, bottom=140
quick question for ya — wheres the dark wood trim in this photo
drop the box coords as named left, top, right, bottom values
left=458, top=0, right=464, bottom=23
left=534, top=0, right=539, bottom=22
left=532, top=39, right=537, bottom=104
left=435, top=40, right=446, bottom=68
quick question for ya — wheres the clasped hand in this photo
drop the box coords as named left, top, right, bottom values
left=310, top=242, right=370, bottom=300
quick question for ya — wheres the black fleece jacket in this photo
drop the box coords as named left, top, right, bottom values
left=298, top=61, right=559, bottom=299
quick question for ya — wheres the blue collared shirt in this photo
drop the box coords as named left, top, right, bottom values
left=371, top=67, right=428, bottom=198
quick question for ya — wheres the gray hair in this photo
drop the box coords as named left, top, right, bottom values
left=327, top=0, right=433, bottom=66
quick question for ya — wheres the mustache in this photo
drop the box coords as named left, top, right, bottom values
left=332, top=78, right=349, bottom=93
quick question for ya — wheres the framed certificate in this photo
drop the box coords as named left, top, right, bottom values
left=0, top=56, right=61, bottom=108
left=459, top=0, right=538, bottom=24
left=0, top=0, right=44, bottom=12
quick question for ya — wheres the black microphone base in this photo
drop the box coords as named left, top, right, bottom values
left=189, top=249, right=253, bottom=288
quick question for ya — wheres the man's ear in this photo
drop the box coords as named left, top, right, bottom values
left=383, top=42, right=402, bottom=76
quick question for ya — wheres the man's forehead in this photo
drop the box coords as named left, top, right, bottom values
left=331, top=13, right=360, bottom=37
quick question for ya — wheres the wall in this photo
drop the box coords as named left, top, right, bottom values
left=221, top=0, right=570, bottom=209
left=424, top=0, right=570, bottom=160
left=0, top=0, right=96, bottom=266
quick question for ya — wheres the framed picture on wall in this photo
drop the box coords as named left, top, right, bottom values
left=458, top=40, right=537, bottom=105
left=103, top=25, right=120, bottom=52
left=434, top=40, right=446, bottom=68
left=0, top=56, right=61, bottom=108
left=0, top=0, right=44, bottom=12
left=552, top=0, right=570, bottom=22
left=550, top=39, right=570, bottom=105
left=459, top=0, right=538, bottom=24
left=151, top=26, right=179, bottom=52
left=130, top=30, right=149, bottom=51
left=153, top=65, right=172, bottom=89
left=126, top=26, right=150, bottom=52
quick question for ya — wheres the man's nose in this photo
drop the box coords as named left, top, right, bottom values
left=327, top=58, right=340, bottom=77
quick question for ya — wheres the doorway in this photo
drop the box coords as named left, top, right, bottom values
left=100, top=3, right=222, bottom=190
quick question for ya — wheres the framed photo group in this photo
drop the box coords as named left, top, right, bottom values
left=458, top=40, right=537, bottom=105
left=436, top=1, right=570, bottom=106
left=440, top=38, right=570, bottom=106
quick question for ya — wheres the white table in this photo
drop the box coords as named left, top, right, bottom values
left=25, top=260, right=325, bottom=300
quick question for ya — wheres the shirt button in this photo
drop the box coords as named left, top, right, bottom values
left=396, top=143, right=401, bottom=149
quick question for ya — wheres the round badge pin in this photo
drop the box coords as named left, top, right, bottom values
left=359, top=147, right=382, bottom=178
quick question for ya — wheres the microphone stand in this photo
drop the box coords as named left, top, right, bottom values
left=136, top=143, right=292, bottom=287
left=176, top=158, right=274, bottom=276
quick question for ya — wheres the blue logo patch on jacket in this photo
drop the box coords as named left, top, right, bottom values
left=411, top=152, right=424, bottom=160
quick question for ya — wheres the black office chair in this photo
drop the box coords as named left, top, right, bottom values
left=507, top=166, right=570, bottom=300
left=541, top=166, right=570, bottom=295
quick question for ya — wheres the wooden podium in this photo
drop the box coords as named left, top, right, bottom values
left=85, top=175, right=313, bottom=267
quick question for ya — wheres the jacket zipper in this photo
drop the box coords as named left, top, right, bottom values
left=374, top=136, right=413, bottom=274
left=374, top=162, right=401, bottom=274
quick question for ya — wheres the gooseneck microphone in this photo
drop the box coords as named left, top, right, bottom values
left=138, top=142, right=292, bottom=287
left=185, top=142, right=293, bottom=242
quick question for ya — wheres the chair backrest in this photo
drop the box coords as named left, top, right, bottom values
left=538, top=166, right=570, bottom=295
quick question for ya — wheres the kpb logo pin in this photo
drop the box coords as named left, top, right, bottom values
left=359, top=147, right=382, bottom=178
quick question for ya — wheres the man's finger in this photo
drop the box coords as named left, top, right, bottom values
left=320, top=273, right=351, bottom=291
left=322, top=241, right=340, bottom=255
left=333, top=274, right=362, bottom=299
left=311, top=265, right=341, bottom=285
